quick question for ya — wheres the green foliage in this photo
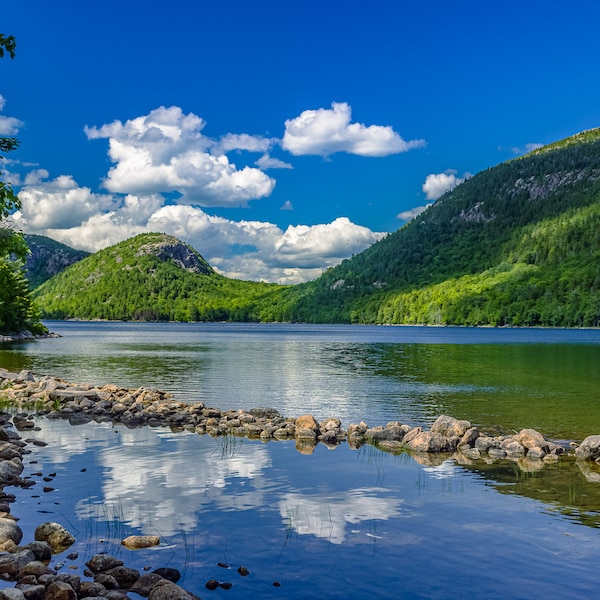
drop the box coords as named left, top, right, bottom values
left=33, top=233, right=289, bottom=322
left=0, top=34, right=46, bottom=335
left=32, top=127, right=600, bottom=328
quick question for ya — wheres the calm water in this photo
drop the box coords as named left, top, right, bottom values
left=2, top=322, right=600, bottom=598
left=2, top=321, right=600, bottom=438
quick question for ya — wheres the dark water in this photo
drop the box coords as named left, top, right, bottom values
left=2, top=322, right=600, bottom=598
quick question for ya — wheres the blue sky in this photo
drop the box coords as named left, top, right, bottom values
left=2, top=0, right=600, bottom=282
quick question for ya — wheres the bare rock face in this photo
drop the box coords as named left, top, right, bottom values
left=34, top=523, right=75, bottom=554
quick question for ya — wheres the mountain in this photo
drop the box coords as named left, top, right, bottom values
left=32, top=232, right=284, bottom=321
left=23, top=234, right=89, bottom=288
left=270, top=128, right=600, bottom=326
left=32, top=128, right=600, bottom=327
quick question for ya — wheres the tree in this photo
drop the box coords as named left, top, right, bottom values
left=0, top=34, right=45, bottom=334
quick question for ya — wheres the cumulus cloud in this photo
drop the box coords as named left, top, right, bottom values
left=255, top=154, right=293, bottom=170
left=282, top=102, right=425, bottom=157
left=84, top=106, right=275, bottom=206
left=14, top=173, right=384, bottom=283
left=214, top=133, right=275, bottom=154
left=280, top=200, right=293, bottom=210
left=397, top=204, right=432, bottom=222
left=0, top=94, right=23, bottom=135
left=422, top=169, right=470, bottom=200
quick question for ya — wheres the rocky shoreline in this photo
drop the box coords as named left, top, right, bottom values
left=0, top=367, right=600, bottom=599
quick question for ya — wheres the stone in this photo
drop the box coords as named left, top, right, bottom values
left=0, top=518, right=23, bottom=546
left=121, top=535, right=160, bottom=549
left=85, top=554, right=123, bottom=573
left=295, top=414, right=319, bottom=433
left=503, top=441, right=525, bottom=457
left=43, top=581, right=76, bottom=600
left=431, top=415, right=469, bottom=438
left=0, top=589, right=26, bottom=600
left=575, top=435, right=600, bottom=461
left=130, top=572, right=165, bottom=596
left=516, top=428, right=547, bottom=450
left=17, top=560, right=55, bottom=578
left=104, top=565, right=140, bottom=588
left=459, top=427, right=480, bottom=448
left=149, top=579, right=196, bottom=599
left=34, top=523, right=75, bottom=553
left=406, top=431, right=454, bottom=453
left=0, top=549, right=35, bottom=577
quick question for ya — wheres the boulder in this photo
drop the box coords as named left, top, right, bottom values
left=516, top=428, right=547, bottom=450
left=431, top=415, right=470, bottom=438
left=0, top=589, right=26, bottom=600
left=0, top=518, right=23, bottom=547
left=43, top=581, right=76, bottom=600
left=34, top=523, right=75, bottom=553
left=295, top=415, right=319, bottom=433
left=575, top=435, right=600, bottom=461
left=148, top=579, right=196, bottom=600
left=405, top=431, right=455, bottom=453
left=85, top=554, right=124, bottom=573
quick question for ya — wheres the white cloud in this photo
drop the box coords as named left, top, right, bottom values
left=397, top=203, right=432, bottom=221
left=422, top=169, right=470, bottom=200
left=280, top=200, right=293, bottom=210
left=15, top=175, right=116, bottom=229
left=255, top=153, right=293, bottom=170
left=0, top=94, right=23, bottom=136
left=85, top=106, right=276, bottom=207
left=15, top=171, right=384, bottom=283
left=214, top=133, right=274, bottom=154
left=282, top=102, right=425, bottom=157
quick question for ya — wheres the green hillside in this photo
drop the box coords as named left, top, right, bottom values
left=32, top=128, right=600, bottom=327
left=33, top=233, right=285, bottom=322
left=271, top=128, right=600, bottom=326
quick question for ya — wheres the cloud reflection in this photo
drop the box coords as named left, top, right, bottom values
left=279, top=488, right=403, bottom=544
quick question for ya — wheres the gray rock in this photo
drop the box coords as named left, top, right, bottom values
left=0, top=518, right=23, bottom=546
left=34, top=523, right=75, bottom=553
left=0, top=589, right=26, bottom=600
left=85, top=554, right=123, bottom=573
left=103, top=565, right=140, bottom=588
left=575, top=435, right=600, bottom=461
left=431, top=415, right=469, bottom=438
left=0, top=549, right=35, bottom=577
left=43, top=581, right=76, bottom=600
left=148, top=580, right=196, bottom=600
left=130, top=572, right=165, bottom=596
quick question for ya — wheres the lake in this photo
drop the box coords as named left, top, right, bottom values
left=1, top=322, right=600, bottom=598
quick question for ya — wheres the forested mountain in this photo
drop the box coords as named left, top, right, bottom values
left=32, top=128, right=600, bottom=327
left=23, top=234, right=89, bottom=288
left=32, top=233, right=285, bottom=321
left=269, top=128, right=600, bottom=326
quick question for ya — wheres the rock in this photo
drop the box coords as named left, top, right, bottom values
left=0, top=518, right=23, bottom=546
left=130, top=572, right=165, bottom=596
left=516, top=428, right=547, bottom=450
left=0, top=549, right=35, bottom=577
left=295, top=415, right=319, bottom=433
left=0, top=589, right=26, bottom=599
left=0, top=459, right=24, bottom=485
left=149, top=579, right=196, bottom=599
left=14, top=584, right=45, bottom=599
left=431, top=415, right=469, bottom=438
left=121, top=535, right=160, bottom=549
left=406, top=431, right=455, bottom=453
left=22, top=541, right=52, bottom=563
left=575, top=435, right=600, bottom=461
left=104, top=565, right=140, bottom=588
left=34, top=523, right=75, bottom=553
left=85, top=554, right=124, bottom=573
left=17, top=560, right=55, bottom=578
left=459, top=427, right=480, bottom=448
left=43, top=581, right=77, bottom=600
left=503, top=440, right=526, bottom=457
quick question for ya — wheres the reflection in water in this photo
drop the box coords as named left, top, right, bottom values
left=14, top=418, right=600, bottom=598
left=279, top=488, right=404, bottom=544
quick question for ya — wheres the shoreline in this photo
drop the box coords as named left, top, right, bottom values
left=1, top=367, right=598, bottom=465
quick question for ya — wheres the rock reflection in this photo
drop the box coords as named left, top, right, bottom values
left=279, top=488, right=403, bottom=544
